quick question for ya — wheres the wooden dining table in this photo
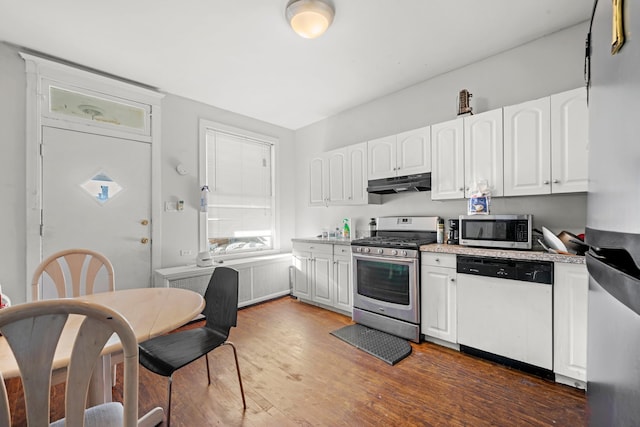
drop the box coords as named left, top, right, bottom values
left=0, top=287, right=205, bottom=425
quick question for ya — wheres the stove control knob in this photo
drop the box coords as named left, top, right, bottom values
left=364, top=248, right=371, bottom=253
left=391, top=250, right=398, bottom=256
left=355, top=247, right=361, bottom=253
left=401, top=250, right=408, bottom=256
left=376, top=248, right=384, bottom=254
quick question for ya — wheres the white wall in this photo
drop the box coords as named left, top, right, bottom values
left=0, top=42, right=296, bottom=303
left=160, top=94, right=296, bottom=267
left=0, top=43, right=27, bottom=303
left=293, top=23, right=589, bottom=239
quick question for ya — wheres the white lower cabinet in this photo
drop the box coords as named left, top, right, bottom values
left=292, top=241, right=352, bottom=314
left=421, top=253, right=457, bottom=344
left=553, top=262, right=588, bottom=388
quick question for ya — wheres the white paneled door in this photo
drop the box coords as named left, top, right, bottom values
left=41, top=126, right=152, bottom=290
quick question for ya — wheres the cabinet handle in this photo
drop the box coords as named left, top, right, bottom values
left=450, top=278, right=455, bottom=282
left=459, top=187, right=464, bottom=191
left=435, top=258, right=440, bottom=262
left=543, top=180, right=549, bottom=185
left=553, top=179, right=560, bottom=184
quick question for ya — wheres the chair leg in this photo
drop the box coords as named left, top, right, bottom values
left=205, top=353, right=211, bottom=385
left=167, top=375, right=173, bottom=427
left=111, top=364, right=117, bottom=387
left=223, top=341, right=246, bottom=409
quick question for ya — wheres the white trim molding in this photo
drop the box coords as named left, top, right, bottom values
left=21, top=52, right=164, bottom=300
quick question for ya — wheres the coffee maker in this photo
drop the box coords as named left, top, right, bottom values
left=447, top=219, right=459, bottom=245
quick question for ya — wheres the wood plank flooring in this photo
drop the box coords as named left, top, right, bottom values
left=8, top=295, right=587, bottom=426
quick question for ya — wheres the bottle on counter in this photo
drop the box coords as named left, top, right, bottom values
left=200, top=185, right=209, bottom=213
left=343, top=218, right=351, bottom=239
left=369, top=218, right=377, bottom=238
left=437, top=218, right=445, bottom=244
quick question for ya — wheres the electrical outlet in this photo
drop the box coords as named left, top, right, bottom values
left=180, top=250, right=194, bottom=256
left=165, top=201, right=177, bottom=212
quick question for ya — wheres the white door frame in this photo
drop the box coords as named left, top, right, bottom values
left=21, top=53, right=164, bottom=301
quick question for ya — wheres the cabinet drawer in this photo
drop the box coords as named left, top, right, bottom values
left=334, top=244, right=352, bottom=256
left=293, top=242, right=333, bottom=255
left=421, top=252, right=456, bottom=269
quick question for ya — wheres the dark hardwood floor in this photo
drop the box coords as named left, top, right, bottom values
left=8, top=296, right=587, bottom=426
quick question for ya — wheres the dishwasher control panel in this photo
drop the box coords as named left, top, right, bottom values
left=456, top=255, right=553, bottom=284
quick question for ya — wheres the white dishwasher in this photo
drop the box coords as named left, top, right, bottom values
left=456, top=255, right=553, bottom=376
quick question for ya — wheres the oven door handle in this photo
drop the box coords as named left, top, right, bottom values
left=352, top=253, right=419, bottom=264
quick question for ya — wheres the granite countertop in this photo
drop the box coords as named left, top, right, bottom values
left=420, top=243, right=586, bottom=264
left=292, top=236, right=352, bottom=245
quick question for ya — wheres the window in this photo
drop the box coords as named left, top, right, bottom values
left=199, top=120, right=277, bottom=259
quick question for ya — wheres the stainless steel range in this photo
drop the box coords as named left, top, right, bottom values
left=351, top=216, right=439, bottom=342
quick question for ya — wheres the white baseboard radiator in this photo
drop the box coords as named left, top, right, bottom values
left=154, top=253, right=292, bottom=308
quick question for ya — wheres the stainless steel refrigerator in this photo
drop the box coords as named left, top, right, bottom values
left=586, top=1, right=640, bottom=425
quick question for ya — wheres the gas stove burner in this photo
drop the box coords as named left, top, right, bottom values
left=351, top=216, right=440, bottom=250
left=350, top=236, right=436, bottom=249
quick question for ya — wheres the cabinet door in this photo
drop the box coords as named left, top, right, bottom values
left=326, top=148, right=349, bottom=204
left=554, top=263, right=588, bottom=383
left=368, top=135, right=397, bottom=180
left=421, top=265, right=457, bottom=343
left=312, top=253, right=333, bottom=306
left=464, top=109, right=504, bottom=197
left=551, top=88, right=589, bottom=193
left=396, top=126, right=431, bottom=176
left=333, top=253, right=352, bottom=313
left=309, top=156, right=326, bottom=206
left=292, top=251, right=311, bottom=299
left=504, top=97, right=551, bottom=196
left=347, top=142, right=368, bottom=204
left=431, top=118, right=465, bottom=200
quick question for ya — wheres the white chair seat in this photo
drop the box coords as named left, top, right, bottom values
left=50, top=402, right=124, bottom=427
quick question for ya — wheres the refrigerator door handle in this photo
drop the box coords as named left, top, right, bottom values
left=587, top=251, right=640, bottom=317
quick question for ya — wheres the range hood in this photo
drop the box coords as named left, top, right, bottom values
left=366, top=173, right=431, bottom=194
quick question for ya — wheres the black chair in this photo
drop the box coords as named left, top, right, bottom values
left=138, top=266, right=246, bottom=426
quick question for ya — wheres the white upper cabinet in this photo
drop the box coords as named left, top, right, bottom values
left=396, top=126, right=432, bottom=176
left=504, top=97, right=552, bottom=196
left=309, top=156, right=326, bottom=205
left=347, top=143, right=369, bottom=204
left=326, top=149, right=349, bottom=204
left=550, top=88, right=589, bottom=193
left=368, top=135, right=397, bottom=179
left=504, top=88, right=588, bottom=196
left=368, top=126, right=431, bottom=180
left=464, top=109, right=504, bottom=197
left=431, top=118, right=465, bottom=200
left=309, top=142, right=380, bottom=206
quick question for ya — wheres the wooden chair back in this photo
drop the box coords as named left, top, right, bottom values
left=31, top=248, right=115, bottom=300
left=0, top=299, right=138, bottom=426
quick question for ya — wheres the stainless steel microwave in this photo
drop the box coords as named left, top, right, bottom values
left=458, top=214, right=533, bottom=250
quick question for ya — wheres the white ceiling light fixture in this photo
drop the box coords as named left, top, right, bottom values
left=286, top=0, right=335, bottom=39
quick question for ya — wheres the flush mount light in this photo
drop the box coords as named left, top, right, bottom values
left=286, top=0, right=335, bottom=39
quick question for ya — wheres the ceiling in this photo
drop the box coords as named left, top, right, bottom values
left=0, top=1, right=591, bottom=130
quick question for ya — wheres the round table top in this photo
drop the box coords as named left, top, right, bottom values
left=0, top=287, right=204, bottom=379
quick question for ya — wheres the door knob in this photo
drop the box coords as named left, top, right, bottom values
left=141, top=219, right=149, bottom=226
left=140, top=238, right=149, bottom=244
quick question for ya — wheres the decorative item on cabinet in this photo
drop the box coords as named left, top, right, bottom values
left=457, top=89, right=473, bottom=116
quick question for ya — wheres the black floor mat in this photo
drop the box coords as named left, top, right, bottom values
left=330, top=323, right=412, bottom=365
